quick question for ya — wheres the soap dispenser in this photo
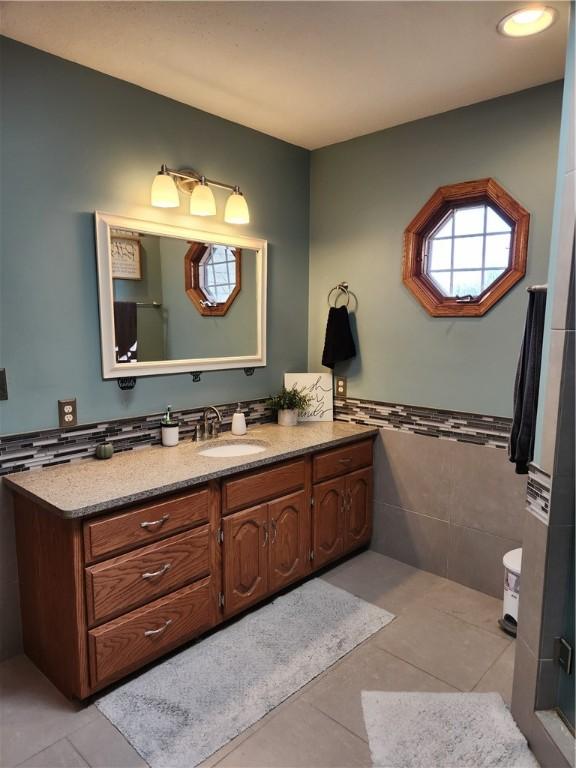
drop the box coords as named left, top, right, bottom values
left=161, top=405, right=180, bottom=447
left=231, top=403, right=247, bottom=436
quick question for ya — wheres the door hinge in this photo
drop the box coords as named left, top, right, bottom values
left=218, top=591, right=225, bottom=609
left=310, top=550, right=315, bottom=561
left=216, top=527, right=224, bottom=544
left=554, top=637, right=573, bottom=675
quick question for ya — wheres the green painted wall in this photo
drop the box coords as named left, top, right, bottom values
left=0, top=38, right=310, bottom=434
left=308, top=83, right=563, bottom=417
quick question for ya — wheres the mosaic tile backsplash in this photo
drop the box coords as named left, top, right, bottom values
left=526, top=464, right=551, bottom=523
left=0, top=394, right=515, bottom=477
left=0, top=399, right=273, bottom=476
left=334, top=396, right=512, bottom=449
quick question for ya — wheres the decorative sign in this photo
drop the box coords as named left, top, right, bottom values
left=284, top=373, right=333, bottom=422
left=111, top=231, right=142, bottom=280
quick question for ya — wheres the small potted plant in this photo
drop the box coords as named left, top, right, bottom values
left=267, top=386, right=311, bottom=427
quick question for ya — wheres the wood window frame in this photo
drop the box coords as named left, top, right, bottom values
left=185, top=242, right=242, bottom=317
left=402, top=178, right=530, bottom=317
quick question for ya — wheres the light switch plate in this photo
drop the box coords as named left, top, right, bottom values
left=0, top=369, right=7, bottom=401
left=335, top=376, right=347, bottom=399
left=58, top=398, right=77, bottom=428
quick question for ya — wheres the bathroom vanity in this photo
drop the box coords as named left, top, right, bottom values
left=5, top=422, right=376, bottom=699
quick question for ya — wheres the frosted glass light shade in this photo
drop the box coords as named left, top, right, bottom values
left=151, top=173, right=179, bottom=208
left=497, top=6, right=556, bottom=36
left=190, top=182, right=217, bottom=216
left=224, top=191, right=250, bottom=224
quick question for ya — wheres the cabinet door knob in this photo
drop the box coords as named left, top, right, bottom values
left=143, top=618, right=172, bottom=637
left=140, top=514, right=169, bottom=530
left=142, top=563, right=171, bottom=580
left=263, top=522, right=269, bottom=546
left=270, top=519, right=278, bottom=544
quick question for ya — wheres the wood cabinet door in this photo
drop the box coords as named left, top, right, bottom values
left=268, top=490, right=309, bottom=593
left=223, top=504, right=269, bottom=617
left=345, top=467, right=373, bottom=551
left=312, top=477, right=345, bottom=569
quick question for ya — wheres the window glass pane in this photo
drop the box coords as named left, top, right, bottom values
left=486, top=206, right=511, bottom=233
left=453, top=271, right=483, bottom=297
left=483, top=268, right=505, bottom=289
left=228, top=262, right=236, bottom=282
left=454, top=206, right=485, bottom=236
left=430, top=272, right=451, bottom=296
left=453, top=235, right=483, bottom=269
left=485, top=234, right=511, bottom=268
left=210, top=246, right=228, bottom=263
left=428, top=239, right=451, bottom=271
left=433, top=215, right=453, bottom=239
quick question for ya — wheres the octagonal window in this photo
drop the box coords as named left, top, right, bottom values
left=403, top=179, right=529, bottom=317
left=425, top=204, right=512, bottom=300
left=185, top=241, right=242, bottom=316
left=199, top=245, right=237, bottom=304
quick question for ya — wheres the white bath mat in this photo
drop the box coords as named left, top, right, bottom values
left=97, top=579, right=394, bottom=768
left=361, top=691, right=538, bottom=768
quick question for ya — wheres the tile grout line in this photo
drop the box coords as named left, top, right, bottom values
left=471, top=641, right=515, bottom=693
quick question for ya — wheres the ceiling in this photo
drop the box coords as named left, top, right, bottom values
left=0, top=1, right=569, bottom=149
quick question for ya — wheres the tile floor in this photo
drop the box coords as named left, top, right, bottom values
left=0, top=551, right=518, bottom=768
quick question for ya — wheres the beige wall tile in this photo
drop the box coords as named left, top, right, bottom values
left=372, top=501, right=450, bottom=577
left=516, top=510, right=548, bottom=656
left=374, top=431, right=453, bottom=521
left=447, top=524, right=520, bottom=598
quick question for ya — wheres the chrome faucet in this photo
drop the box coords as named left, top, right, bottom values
left=202, top=406, right=222, bottom=439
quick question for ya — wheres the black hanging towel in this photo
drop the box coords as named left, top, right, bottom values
left=113, top=301, right=138, bottom=363
left=322, top=305, right=356, bottom=369
left=509, top=290, right=547, bottom=474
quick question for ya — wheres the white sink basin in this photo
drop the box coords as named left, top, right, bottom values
left=198, top=440, right=268, bottom=458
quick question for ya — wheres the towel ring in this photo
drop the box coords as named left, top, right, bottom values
left=328, top=282, right=350, bottom=307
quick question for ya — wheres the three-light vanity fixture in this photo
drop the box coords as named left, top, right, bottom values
left=150, top=164, right=250, bottom=224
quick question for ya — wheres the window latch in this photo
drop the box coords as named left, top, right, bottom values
left=455, top=294, right=475, bottom=303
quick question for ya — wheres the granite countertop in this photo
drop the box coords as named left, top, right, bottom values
left=3, top=422, right=377, bottom=519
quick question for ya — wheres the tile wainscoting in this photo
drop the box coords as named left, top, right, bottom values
left=526, top=465, right=552, bottom=524
left=334, top=397, right=526, bottom=598
left=334, top=397, right=512, bottom=448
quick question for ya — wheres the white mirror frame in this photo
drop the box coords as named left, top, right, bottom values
left=95, top=211, right=267, bottom=379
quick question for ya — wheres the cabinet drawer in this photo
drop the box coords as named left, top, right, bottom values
left=88, top=577, right=215, bottom=688
left=83, top=488, right=210, bottom=562
left=223, top=459, right=306, bottom=514
left=313, top=440, right=373, bottom=483
left=85, top=526, right=210, bottom=625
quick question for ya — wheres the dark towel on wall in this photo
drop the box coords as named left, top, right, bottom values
left=322, top=306, right=356, bottom=369
left=509, top=290, right=547, bottom=474
left=113, top=301, right=138, bottom=363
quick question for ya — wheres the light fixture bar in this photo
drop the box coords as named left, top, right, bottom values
left=162, top=165, right=236, bottom=193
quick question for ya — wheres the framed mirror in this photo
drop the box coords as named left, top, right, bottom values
left=95, top=212, right=267, bottom=378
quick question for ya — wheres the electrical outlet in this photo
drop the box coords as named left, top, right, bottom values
left=58, top=398, right=77, bottom=428
left=335, top=376, right=347, bottom=399
left=0, top=369, right=7, bottom=401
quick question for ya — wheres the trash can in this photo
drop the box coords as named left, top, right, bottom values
left=499, top=547, right=522, bottom=637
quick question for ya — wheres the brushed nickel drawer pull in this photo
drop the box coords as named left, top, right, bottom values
left=142, top=563, right=171, bottom=580
left=144, top=619, right=172, bottom=637
left=338, top=458, right=352, bottom=464
left=140, top=514, right=169, bottom=530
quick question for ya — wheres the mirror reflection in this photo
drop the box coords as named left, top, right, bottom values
left=111, top=229, right=258, bottom=364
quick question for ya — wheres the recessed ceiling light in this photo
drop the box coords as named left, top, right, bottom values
left=497, top=6, right=557, bottom=37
